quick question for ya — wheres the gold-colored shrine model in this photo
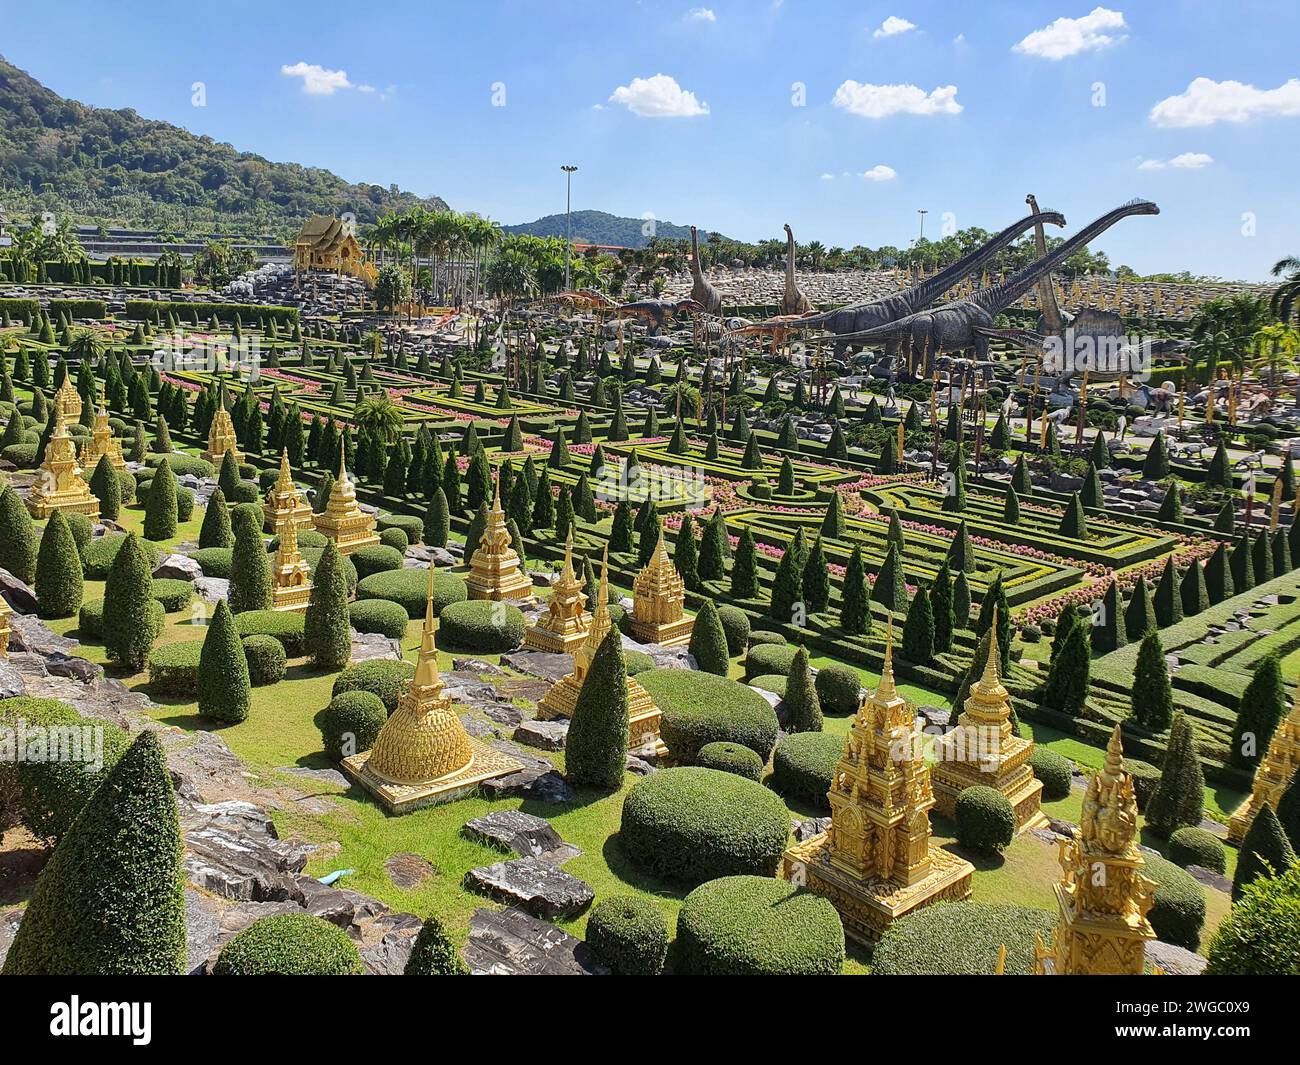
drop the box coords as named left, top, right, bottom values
left=313, top=442, right=379, bottom=555
left=342, top=568, right=522, bottom=813
left=781, top=624, right=973, bottom=942
left=270, top=484, right=313, bottom=613
left=465, top=474, right=535, bottom=603
left=931, top=619, right=1046, bottom=833
left=537, top=549, right=667, bottom=756
left=523, top=529, right=591, bottom=653
left=264, top=449, right=315, bottom=533
left=1229, top=685, right=1300, bottom=843
left=1033, top=725, right=1156, bottom=975
left=52, top=376, right=82, bottom=425
left=0, top=595, right=11, bottom=658
left=627, top=530, right=694, bottom=647
left=202, top=389, right=243, bottom=467
left=26, top=412, right=100, bottom=521
left=78, top=407, right=126, bottom=473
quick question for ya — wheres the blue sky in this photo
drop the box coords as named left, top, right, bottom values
left=2, top=1, right=1298, bottom=280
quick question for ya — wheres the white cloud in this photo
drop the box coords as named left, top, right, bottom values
left=862, top=165, right=897, bottom=181
left=1138, top=152, right=1213, bottom=171
left=820, top=173, right=835, bottom=180
left=1013, top=7, right=1127, bottom=60
left=609, top=74, right=709, bottom=117
left=832, top=81, right=962, bottom=118
left=684, top=7, right=716, bottom=22
left=280, top=61, right=354, bottom=95
left=873, top=16, right=916, bottom=38
left=1150, top=76, right=1300, bottom=128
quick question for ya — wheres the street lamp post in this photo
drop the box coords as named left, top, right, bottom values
left=917, top=209, right=928, bottom=242
left=562, top=165, right=578, bottom=290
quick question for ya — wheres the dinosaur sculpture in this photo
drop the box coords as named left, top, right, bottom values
left=728, top=208, right=1065, bottom=354
left=1025, top=194, right=1066, bottom=335
left=825, top=199, right=1160, bottom=375
left=689, top=227, right=723, bottom=315
left=614, top=297, right=703, bottom=335
left=782, top=224, right=813, bottom=315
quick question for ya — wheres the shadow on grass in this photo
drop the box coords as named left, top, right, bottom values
left=0, top=839, right=49, bottom=907
left=597, top=832, right=689, bottom=902
left=940, top=838, right=1008, bottom=873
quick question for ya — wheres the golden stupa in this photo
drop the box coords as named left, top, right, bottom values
left=201, top=388, right=243, bottom=466
left=77, top=407, right=127, bottom=473
left=1034, top=725, right=1156, bottom=975
left=523, top=529, right=591, bottom=653
left=465, top=472, right=535, bottom=603
left=627, top=529, right=694, bottom=647
left=312, top=440, right=379, bottom=555
left=26, top=412, right=100, bottom=521
left=782, top=622, right=973, bottom=943
left=52, top=375, right=82, bottom=425
left=931, top=618, right=1046, bottom=833
left=270, top=510, right=313, bottom=612
left=0, top=594, right=11, bottom=658
left=264, top=449, right=315, bottom=533
left=342, top=568, right=522, bottom=812
left=537, top=549, right=666, bottom=756
left=1229, top=685, right=1300, bottom=843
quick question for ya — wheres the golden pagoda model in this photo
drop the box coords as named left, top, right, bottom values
left=627, top=530, right=694, bottom=647
left=270, top=512, right=313, bottom=612
left=465, top=473, right=535, bottom=603
left=312, top=441, right=379, bottom=555
left=931, top=618, right=1046, bottom=833
left=523, top=529, right=590, bottom=653
left=263, top=449, right=314, bottom=533
left=26, top=413, right=100, bottom=521
left=1034, top=725, right=1156, bottom=975
left=202, top=389, right=243, bottom=466
left=537, top=549, right=667, bottom=756
left=342, top=568, right=521, bottom=813
left=0, top=595, right=10, bottom=658
left=77, top=407, right=127, bottom=473
left=52, top=376, right=82, bottom=425
left=1228, top=686, right=1300, bottom=843
left=782, top=622, right=973, bottom=943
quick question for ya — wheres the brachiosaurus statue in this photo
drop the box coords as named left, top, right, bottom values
left=825, top=199, right=1159, bottom=375
left=689, top=226, right=723, bottom=315
left=782, top=224, right=813, bottom=315
left=1025, top=193, right=1065, bottom=334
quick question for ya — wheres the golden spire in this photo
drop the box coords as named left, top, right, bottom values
left=492, top=464, right=502, bottom=510
left=337, top=437, right=349, bottom=482
left=980, top=608, right=1003, bottom=688
left=994, top=945, right=1007, bottom=975
left=580, top=548, right=612, bottom=661
left=413, top=565, right=441, bottom=688
left=1101, top=721, right=1125, bottom=787
left=277, top=448, right=294, bottom=491
left=560, top=528, right=577, bottom=583
left=877, top=616, right=898, bottom=702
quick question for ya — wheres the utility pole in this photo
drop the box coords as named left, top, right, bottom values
left=562, top=165, right=578, bottom=290
left=917, top=209, right=928, bottom=243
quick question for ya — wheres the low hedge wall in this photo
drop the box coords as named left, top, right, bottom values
left=347, top=599, right=410, bottom=640
left=355, top=568, right=468, bottom=619
left=242, top=634, right=287, bottom=686
left=147, top=640, right=204, bottom=696
left=331, top=660, right=415, bottom=714
left=872, top=902, right=1058, bottom=975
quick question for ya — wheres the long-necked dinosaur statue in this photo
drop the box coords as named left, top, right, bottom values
left=782, top=224, right=813, bottom=315
left=1025, top=193, right=1065, bottom=335
left=689, top=226, right=723, bottom=315
left=728, top=208, right=1065, bottom=352
left=824, top=199, right=1160, bottom=374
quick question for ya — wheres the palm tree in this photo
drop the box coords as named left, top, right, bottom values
left=1270, top=256, right=1300, bottom=325
left=66, top=327, right=109, bottom=364
left=352, top=391, right=405, bottom=444
left=1252, top=322, right=1300, bottom=394
left=1190, top=294, right=1270, bottom=382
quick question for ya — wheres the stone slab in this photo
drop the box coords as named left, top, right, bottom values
left=463, top=856, right=594, bottom=920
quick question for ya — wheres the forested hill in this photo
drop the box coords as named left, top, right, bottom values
left=504, top=210, right=714, bottom=248
left=0, top=55, right=448, bottom=238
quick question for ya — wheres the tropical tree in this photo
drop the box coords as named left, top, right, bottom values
left=352, top=391, right=405, bottom=444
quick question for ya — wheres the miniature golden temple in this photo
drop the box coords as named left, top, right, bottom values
left=782, top=623, right=973, bottom=943
left=264, top=449, right=315, bottom=533
left=270, top=513, right=313, bottom=612
left=313, top=442, right=379, bottom=555
left=627, top=529, right=694, bottom=647
left=53, top=376, right=82, bottom=425
left=0, top=596, right=11, bottom=658
left=77, top=407, right=126, bottom=472
left=26, top=413, right=100, bottom=521
left=342, top=568, right=522, bottom=813
left=523, top=529, right=591, bottom=653
left=202, top=391, right=243, bottom=466
left=931, top=620, right=1045, bottom=833
left=1229, top=685, right=1300, bottom=843
left=465, top=474, right=535, bottom=603
left=1034, top=725, right=1156, bottom=975
left=537, top=549, right=667, bottom=756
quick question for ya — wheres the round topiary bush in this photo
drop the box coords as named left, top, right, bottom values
left=356, top=568, right=468, bottom=619
left=242, top=634, right=287, bottom=686
left=695, top=741, right=764, bottom=781
left=147, top=641, right=203, bottom=696
left=331, top=660, right=416, bottom=714
left=146, top=454, right=213, bottom=480
left=1123, top=758, right=1161, bottom=811
left=1205, top=863, right=1300, bottom=975
left=619, top=766, right=790, bottom=886
left=585, top=896, right=669, bottom=976
left=771, top=732, right=841, bottom=808
left=191, top=547, right=233, bottom=579
left=1143, top=853, right=1207, bottom=950
left=233, top=610, right=306, bottom=656
left=150, top=578, right=194, bottom=613
left=1028, top=747, right=1073, bottom=801
left=82, top=533, right=161, bottom=579
left=78, top=597, right=164, bottom=640
left=715, top=605, right=751, bottom=657
left=747, top=630, right=787, bottom=648
left=438, top=599, right=525, bottom=653
left=638, top=669, right=779, bottom=763
left=675, top=876, right=844, bottom=976
left=1, top=442, right=38, bottom=467
left=872, top=902, right=1058, bottom=975
left=347, top=598, right=410, bottom=640
left=377, top=513, right=424, bottom=544
left=814, top=663, right=862, bottom=716
left=748, top=674, right=787, bottom=698
left=319, top=689, right=389, bottom=760
left=378, top=526, right=409, bottom=553
left=212, top=914, right=363, bottom=975
left=744, top=641, right=798, bottom=680
left=1167, top=826, right=1227, bottom=874
left=351, top=544, right=406, bottom=579
left=954, top=786, right=1016, bottom=854
left=624, top=650, right=654, bottom=676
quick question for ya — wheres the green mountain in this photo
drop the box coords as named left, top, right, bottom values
left=504, top=210, right=714, bottom=248
left=0, top=55, right=448, bottom=239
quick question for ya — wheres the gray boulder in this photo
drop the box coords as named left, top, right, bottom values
left=463, top=856, right=594, bottom=920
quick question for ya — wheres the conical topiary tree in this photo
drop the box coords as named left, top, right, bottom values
left=1123, top=576, right=1154, bottom=642
left=143, top=456, right=178, bottom=541
left=1154, top=556, right=1183, bottom=628
left=34, top=510, right=84, bottom=619
left=305, top=539, right=352, bottom=672
left=1130, top=631, right=1173, bottom=732
left=198, top=487, right=232, bottom=548
left=821, top=492, right=845, bottom=539
left=1, top=731, right=185, bottom=975
left=976, top=571, right=1011, bottom=674
left=871, top=542, right=907, bottom=614
left=840, top=545, right=870, bottom=636
left=931, top=559, right=954, bottom=653
left=1145, top=711, right=1205, bottom=837
left=674, top=514, right=699, bottom=589
left=1231, top=654, right=1286, bottom=771
left=1180, top=559, right=1209, bottom=618
left=89, top=453, right=121, bottom=521
left=1143, top=431, right=1170, bottom=480
left=688, top=600, right=730, bottom=677
left=198, top=599, right=251, bottom=723
left=565, top=627, right=628, bottom=789
left=697, top=510, right=726, bottom=582
left=0, top=484, right=37, bottom=583
left=424, top=486, right=450, bottom=548
left=229, top=509, right=271, bottom=613
left=1091, top=580, right=1126, bottom=654
left=942, top=443, right=967, bottom=512
left=785, top=646, right=823, bottom=733
left=1043, top=616, right=1090, bottom=715
left=769, top=529, right=807, bottom=623
left=404, top=916, right=468, bottom=975
left=947, top=520, right=974, bottom=573
left=103, top=533, right=159, bottom=672
left=1059, top=491, right=1088, bottom=539
left=1204, top=542, right=1234, bottom=604
left=1232, top=804, right=1296, bottom=903
left=802, top=535, right=829, bottom=614
left=902, top=584, right=935, bottom=663
left=731, top=526, right=759, bottom=599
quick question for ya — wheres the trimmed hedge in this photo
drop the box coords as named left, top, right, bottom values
left=748, top=674, right=787, bottom=698
left=1028, top=747, right=1073, bottom=801
left=1168, top=826, right=1227, bottom=874
left=675, top=876, right=844, bottom=976
left=347, top=598, right=410, bottom=640
left=619, top=766, right=790, bottom=886
left=814, top=664, right=862, bottom=716
left=872, top=902, right=1058, bottom=975
left=625, top=650, right=655, bottom=676
left=356, top=568, right=468, bottom=619
left=1205, top=863, right=1300, bottom=975
left=331, top=660, right=415, bottom=714
left=955, top=786, right=1016, bottom=854
left=747, top=631, right=787, bottom=647
left=377, top=513, right=424, bottom=543
left=233, top=610, right=306, bottom=656
left=192, top=547, right=233, bottom=578
left=212, top=914, right=362, bottom=975
left=638, top=669, right=779, bottom=763
left=771, top=732, right=841, bottom=808
left=744, top=642, right=798, bottom=680
left=585, top=896, right=669, bottom=976
left=1143, top=853, right=1207, bottom=950
left=319, top=690, right=388, bottom=760
left=351, top=544, right=406, bottom=579
left=79, top=597, right=164, bottom=640
left=242, top=634, right=287, bottom=686
left=438, top=599, right=525, bottom=653
left=715, top=605, right=751, bottom=657
left=147, top=641, right=203, bottom=696
left=150, top=578, right=194, bottom=613
left=696, top=741, right=764, bottom=781
left=82, top=533, right=161, bottom=579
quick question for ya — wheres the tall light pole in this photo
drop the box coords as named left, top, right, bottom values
left=562, top=165, right=578, bottom=290
left=917, top=209, right=928, bottom=243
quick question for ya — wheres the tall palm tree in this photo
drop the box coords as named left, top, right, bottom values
left=1270, top=256, right=1300, bottom=325
left=1252, top=321, right=1300, bottom=394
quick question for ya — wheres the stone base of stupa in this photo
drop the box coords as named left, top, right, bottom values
left=271, top=583, right=312, bottom=613
left=627, top=613, right=694, bottom=648
left=342, top=737, right=522, bottom=814
left=537, top=673, right=668, bottom=757
left=781, top=834, right=973, bottom=944
left=523, top=621, right=591, bottom=655
left=265, top=501, right=316, bottom=533
left=26, top=493, right=100, bottom=522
